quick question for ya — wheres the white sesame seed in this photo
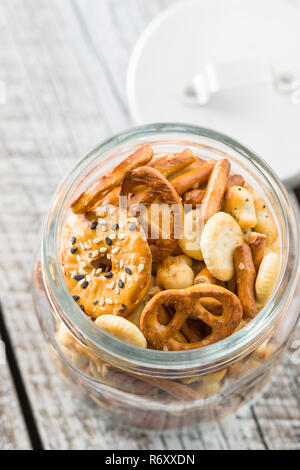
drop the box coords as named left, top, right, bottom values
left=71, top=271, right=77, bottom=278
left=79, top=261, right=86, bottom=268
left=92, top=250, right=99, bottom=258
left=76, top=255, right=81, bottom=262
left=100, top=247, right=107, bottom=253
left=93, top=238, right=101, bottom=244
left=120, top=273, right=126, bottom=283
left=99, top=297, right=105, bottom=306
left=110, top=233, right=116, bottom=240
left=105, top=298, right=113, bottom=305
left=115, top=286, right=120, bottom=295
left=78, top=278, right=85, bottom=286
left=96, top=268, right=103, bottom=274
left=128, top=217, right=138, bottom=223
left=96, top=208, right=107, bottom=217
left=91, top=269, right=95, bottom=277
left=78, top=269, right=87, bottom=275
left=107, top=254, right=111, bottom=260
left=101, top=225, right=108, bottom=232
left=138, top=263, right=144, bottom=273
left=119, top=260, right=124, bottom=268
left=79, top=242, right=84, bottom=250
left=119, top=221, right=124, bottom=228
left=112, top=247, right=120, bottom=254
left=99, top=218, right=107, bottom=225
left=239, top=263, right=245, bottom=270
left=108, top=281, right=115, bottom=289
left=86, top=275, right=91, bottom=282
left=118, top=233, right=126, bottom=240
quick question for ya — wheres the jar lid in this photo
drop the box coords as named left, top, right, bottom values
left=127, top=0, right=300, bottom=186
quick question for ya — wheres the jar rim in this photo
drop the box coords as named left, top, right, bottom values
left=42, top=123, right=300, bottom=372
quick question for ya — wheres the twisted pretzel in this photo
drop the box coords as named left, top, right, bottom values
left=120, top=166, right=184, bottom=262
left=140, top=285, right=242, bottom=351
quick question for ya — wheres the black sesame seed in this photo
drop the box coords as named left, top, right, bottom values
left=71, top=236, right=76, bottom=245
left=238, top=187, right=242, bottom=191
left=245, top=198, right=249, bottom=202
left=80, top=305, right=85, bottom=312
left=129, top=224, right=137, bottom=231
left=118, top=280, right=124, bottom=288
left=119, top=308, right=126, bottom=313
left=104, top=272, right=113, bottom=278
left=121, top=304, right=127, bottom=309
left=74, top=274, right=84, bottom=281
left=263, top=205, right=266, bottom=209
left=112, top=223, right=119, bottom=231
left=93, top=301, right=99, bottom=305
left=125, top=267, right=132, bottom=275
left=70, top=247, right=77, bottom=254
left=81, top=281, right=89, bottom=289
left=105, top=237, right=113, bottom=246
left=73, top=295, right=80, bottom=301
left=91, top=221, right=98, bottom=230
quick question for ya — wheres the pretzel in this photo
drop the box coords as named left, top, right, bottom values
left=234, top=243, right=257, bottom=319
left=148, top=148, right=196, bottom=178
left=71, top=144, right=154, bottom=214
left=170, top=161, right=215, bottom=196
left=183, top=189, right=206, bottom=207
left=249, top=231, right=266, bottom=271
left=120, top=166, right=184, bottom=262
left=140, top=284, right=242, bottom=350
left=95, top=314, right=147, bottom=348
left=224, top=185, right=257, bottom=229
left=61, top=205, right=152, bottom=317
left=98, top=186, right=120, bottom=207
left=200, top=158, right=231, bottom=223
left=226, top=174, right=245, bottom=188
left=194, top=266, right=218, bottom=285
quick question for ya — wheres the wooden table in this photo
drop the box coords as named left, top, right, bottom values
left=0, top=0, right=300, bottom=450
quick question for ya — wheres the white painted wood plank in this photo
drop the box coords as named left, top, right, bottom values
left=0, top=338, right=31, bottom=449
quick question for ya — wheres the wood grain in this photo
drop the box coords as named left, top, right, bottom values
left=0, top=338, right=30, bottom=449
left=0, top=0, right=299, bottom=449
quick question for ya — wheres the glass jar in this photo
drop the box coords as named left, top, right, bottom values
left=32, top=123, right=300, bottom=430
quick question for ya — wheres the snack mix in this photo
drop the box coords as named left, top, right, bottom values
left=55, top=144, right=282, bottom=419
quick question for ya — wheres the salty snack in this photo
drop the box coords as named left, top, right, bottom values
left=95, top=315, right=147, bottom=348
left=255, top=252, right=280, bottom=306
left=234, top=243, right=257, bottom=319
left=194, top=266, right=218, bottom=285
left=254, top=198, right=278, bottom=246
left=170, top=161, right=214, bottom=195
left=140, top=285, right=242, bottom=350
left=148, top=148, right=196, bottom=178
left=156, top=255, right=194, bottom=290
left=249, top=232, right=266, bottom=271
left=71, top=144, right=154, bottom=214
left=61, top=205, right=152, bottom=317
left=200, top=158, right=231, bottom=223
left=120, top=166, right=184, bottom=262
left=178, top=208, right=203, bottom=260
left=224, top=185, right=257, bottom=229
left=201, top=212, right=243, bottom=281
left=62, top=143, right=280, bottom=353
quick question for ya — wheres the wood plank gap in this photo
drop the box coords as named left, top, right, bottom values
left=250, top=406, right=269, bottom=450
left=0, top=303, right=44, bottom=450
